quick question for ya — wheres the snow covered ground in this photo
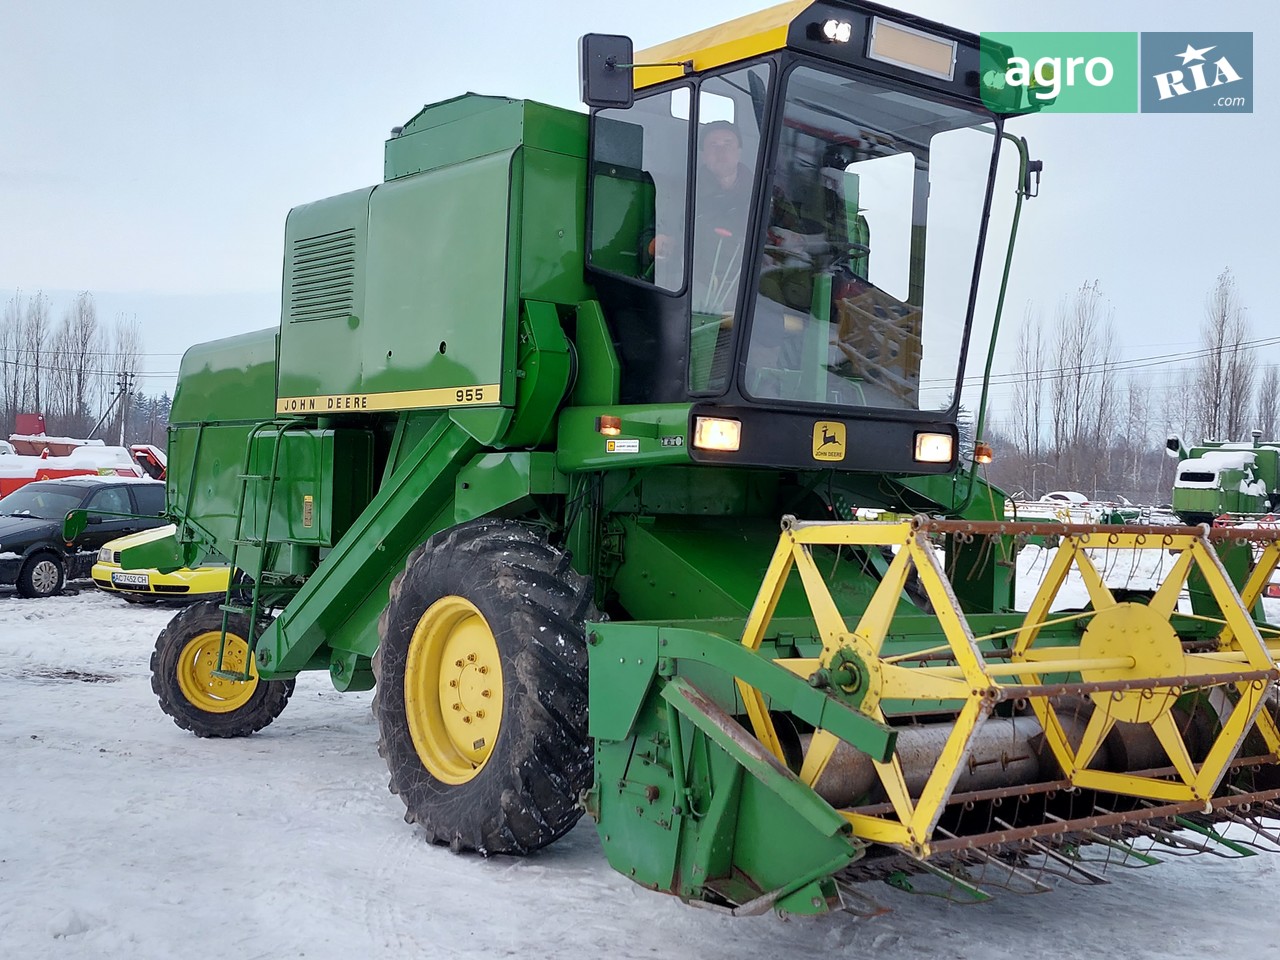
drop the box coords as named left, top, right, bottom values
left=4, top=549, right=1280, bottom=959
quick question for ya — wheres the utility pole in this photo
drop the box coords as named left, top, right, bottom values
left=116, top=371, right=133, bottom=445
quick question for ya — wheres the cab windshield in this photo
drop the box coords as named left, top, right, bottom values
left=735, top=65, right=1000, bottom=413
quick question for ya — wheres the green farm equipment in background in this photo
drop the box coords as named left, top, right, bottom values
left=129, top=0, right=1280, bottom=916
left=1167, top=430, right=1280, bottom=524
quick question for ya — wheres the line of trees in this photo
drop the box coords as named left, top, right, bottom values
left=0, top=290, right=169, bottom=445
left=988, top=269, right=1274, bottom=504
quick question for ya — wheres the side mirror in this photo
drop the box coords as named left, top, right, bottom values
left=1165, top=434, right=1185, bottom=460
left=579, top=33, right=634, bottom=109
left=86, top=515, right=104, bottom=525
left=1023, top=158, right=1043, bottom=198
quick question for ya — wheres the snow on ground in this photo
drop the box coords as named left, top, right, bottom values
left=3, top=552, right=1280, bottom=959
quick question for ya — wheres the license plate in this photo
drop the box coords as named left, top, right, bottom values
left=111, top=572, right=150, bottom=587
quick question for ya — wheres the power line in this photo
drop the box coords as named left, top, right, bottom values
left=0, top=355, right=176, bottom=378
left=926, top=334, right=1280, bottom=388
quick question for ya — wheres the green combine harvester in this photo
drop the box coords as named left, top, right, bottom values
left=126, top=0, right=1280, bottom=915
left=1167, top=431, right=1280, bottom=524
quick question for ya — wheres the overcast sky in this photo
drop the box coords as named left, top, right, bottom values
left=2, top=0, right=1276, bottom=418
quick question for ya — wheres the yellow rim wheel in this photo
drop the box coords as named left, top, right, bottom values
left=175, top=631, right=260, bottom=714
left=404, top=596, right=505, bottom=785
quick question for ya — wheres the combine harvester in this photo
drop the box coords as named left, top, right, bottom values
left=123, top=0, right=1280, bottom=915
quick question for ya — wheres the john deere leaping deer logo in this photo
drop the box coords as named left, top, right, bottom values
left=812, top=421, right=846, bottom=462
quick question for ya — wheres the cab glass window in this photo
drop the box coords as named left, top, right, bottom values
left=690, top=64, right=771, bottom=393
left=744, top=65, right=997, bottom=412
left=589, top=87, right=692, bottom=292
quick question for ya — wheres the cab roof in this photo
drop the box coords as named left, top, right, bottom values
left=632, top=0, right=995, bottom=111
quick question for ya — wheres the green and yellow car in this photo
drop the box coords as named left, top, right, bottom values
left=92, top=525, right=234, bottom=603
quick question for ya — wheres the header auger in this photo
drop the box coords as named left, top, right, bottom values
left=131, top=0, right=1280, bottom=918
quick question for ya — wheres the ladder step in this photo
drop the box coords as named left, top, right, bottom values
left=237, top=473, right=277, bottom=481
left=233, top=537, right=265, bottom=546
left=211, top=669, right=253, bottom=682
left=219, top=603, right=252, bottom=615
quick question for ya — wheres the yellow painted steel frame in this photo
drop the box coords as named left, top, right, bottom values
left=634, top=0, right=811, bottom=88
left=736, top=520, right=1280, bottom=858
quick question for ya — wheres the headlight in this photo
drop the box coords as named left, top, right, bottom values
left=914, top=432, right=953, bottom=463
left=98, top=547, right=113, bottom=563
left=693, top=417, right=741, bottom=452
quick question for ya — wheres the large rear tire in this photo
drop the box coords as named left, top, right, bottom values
left=151, top=600, right=294, bottom=737
left=373, top=519, right=595, bottom=855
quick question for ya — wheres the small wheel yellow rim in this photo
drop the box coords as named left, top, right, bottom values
left=404, top=596, right=505, bottom=785
left=176, top=631, right=260, bottom=713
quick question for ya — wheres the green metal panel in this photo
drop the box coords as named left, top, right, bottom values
left=455, top=451, right=567, bottom=523
left=170, top=329, right=278, bottom=426
left=517, top=147, right=591, bottom=306
left=520, top=100, right=590, bottom=160
left=384, top=97, right=586, bottom=182
left=165, top=422, right=268, bottom=567
left=498, top=300, right=573, bottom=448
left=275, top=188, right=374, bottom=406
left=556, top=404, right=693, bottom=472
left=385, top=96, right=525, bottom=180
left=588, top=624, right=869, bottom=912
left=611, top=514, right=894, bottom=623
left=569, top=301, right=620, bottom=406
left=247, top=429, right=373, bottom=546
left=360, top=151, right=516, bottom=403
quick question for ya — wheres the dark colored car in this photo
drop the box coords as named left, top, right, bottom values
left=0, top=477, right=167, bottom=598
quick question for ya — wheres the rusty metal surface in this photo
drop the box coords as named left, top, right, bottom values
left=807, top=717, right=1044, bottom=807
left=846, top=753, right=1278, bottom=818
left=912, top=517, right=1280, bottom=543
left=926, top=786, right=1280, bottom=853
left=986, top=668, right=1278, bottom=702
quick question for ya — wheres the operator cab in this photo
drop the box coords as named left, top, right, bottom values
left=583, top=1, right=1028, bottom=474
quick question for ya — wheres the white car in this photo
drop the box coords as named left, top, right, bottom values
left=1040, top=490, right=1089, bottom=505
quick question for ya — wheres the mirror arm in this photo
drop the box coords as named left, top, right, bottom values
left=610, top=59, right=695, bottom=75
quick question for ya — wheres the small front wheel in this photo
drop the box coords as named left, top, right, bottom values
left=151, top=600, right=294, bottom=738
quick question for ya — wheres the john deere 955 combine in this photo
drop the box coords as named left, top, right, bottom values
left=129, top=0, right=1280, bottom=915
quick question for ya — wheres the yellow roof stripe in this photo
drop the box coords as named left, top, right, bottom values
left=634, top=0, right=812, bottom=89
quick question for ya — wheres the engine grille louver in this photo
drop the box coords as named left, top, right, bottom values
left=288, top=228, right=357, bottom=323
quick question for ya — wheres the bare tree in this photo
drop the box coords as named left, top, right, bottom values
left=1048, top=281, right=1118, bottom=494
left=0, top=292, right=26, bottom=434
left=1009, top=304, right=1046, bottom=491
left=1257, top=365, right=1280, bottom=439
left=21, top=292, right=51, bottom=419
left=1191, top=268, right=1255, bottom=442
left=1124, top=375, right=1152, bottom=494
left=64, top=292, right=103, bottom=433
